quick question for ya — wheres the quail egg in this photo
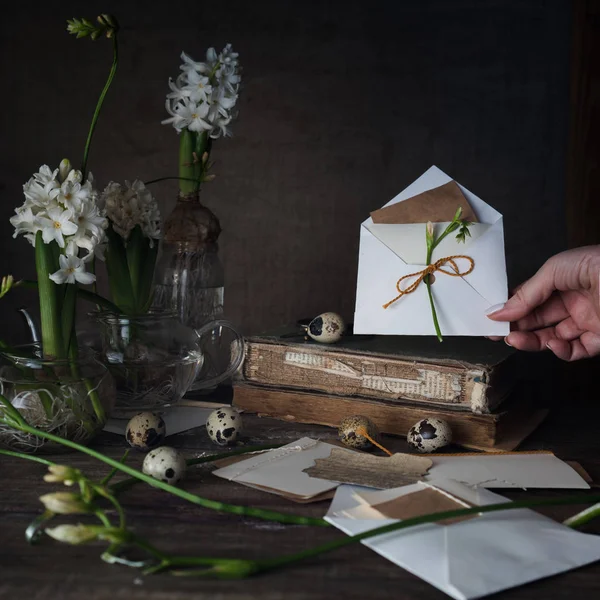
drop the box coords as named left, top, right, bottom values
left=306, top=312, right=345, bottom=343
left=125, top=412, right=166, bottom=451
left=338, top=415, right=380, bottom=450
left=142, top=446, right=187, bottom=485
left=407, top=418, right=452, bottom=453
left=206, top=406, right=242, bottom=446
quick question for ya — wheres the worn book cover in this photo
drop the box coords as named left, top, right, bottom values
left=239, top=328, right=518, bottom=414
left=232, top=382, right=546, bottom=452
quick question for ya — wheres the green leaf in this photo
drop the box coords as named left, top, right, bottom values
left=125, top=225, right=149, bottom=311
left=61, top=284, right=78, bottom=354
left=105, top=226, right=135, bottom=314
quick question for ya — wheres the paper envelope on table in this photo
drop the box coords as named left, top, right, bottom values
left=354, top=166, right=509, bottom=336
left=325, top=479, right=600, bottom=600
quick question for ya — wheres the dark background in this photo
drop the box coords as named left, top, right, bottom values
left=0, top=0, right=572, bottom=341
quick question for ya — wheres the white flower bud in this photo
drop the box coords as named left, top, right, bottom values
left=58, top=159, right=71, bottom=183
left=43, top=465, right=80, bottom=486
left=39, top=492, right=92, bottom=515
left=45, top=524, right=99, bottom=545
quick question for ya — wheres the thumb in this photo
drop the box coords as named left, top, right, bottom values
left=487, top=261, right=557, bottom=322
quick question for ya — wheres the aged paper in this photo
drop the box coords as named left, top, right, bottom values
left=303, top=448, right=432, bottom=489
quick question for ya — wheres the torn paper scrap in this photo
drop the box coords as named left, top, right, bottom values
left=303, top=449, right=432, bottom=489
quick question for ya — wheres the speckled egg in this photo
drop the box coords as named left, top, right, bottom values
left=407, top=418, right=453, bottom=453
left=142, top=446, right=187, bottom=485
left=306, top=312, right=345, bottom=343
left=125, top=412, right=166, bottom=451
left=338, top=415, right=380, bottom=450
left=206, top=407, right=242, bottom=446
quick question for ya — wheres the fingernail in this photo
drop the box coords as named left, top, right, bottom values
left=546, top=341, right=554, bottom=351
left=504, top=336, right=512, bottom=347
left=485, top=303, right=506, bottom=316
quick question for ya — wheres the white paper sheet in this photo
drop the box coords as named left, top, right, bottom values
left=104, top=405, right=214, bottom=436
left=212, top=437, right=346, bottom=499
left=427, top=453, right=590, bottom=489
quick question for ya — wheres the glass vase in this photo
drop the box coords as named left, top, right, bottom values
left=91, top=310, right=244, bottom=418
left=0, top=346, right=115, bottom=453
left=152, top=191, right=232, bottom=391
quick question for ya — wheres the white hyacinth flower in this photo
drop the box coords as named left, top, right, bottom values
left=37, top=206, right=78, bottom=248
left=49, top=254, right=96, bottom=285
left=164, top=44, right=241, bottom=138
left=100, top=179, right=161, bottom=246
left=12, top=163, right=107, bottom=285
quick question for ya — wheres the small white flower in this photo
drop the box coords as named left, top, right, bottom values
left=33, top=165, right=59, bottom=186
left=50, top=180, right=91, bottom=211
left=186, top=70, right=213, bottom=103
left=49, top=254, right=96, bottom=285
left=73, top=198, right=106, bottom=238
left=10, top=206, right=38, bottom=238
left=100, top=179, right=161, bottom=244
left=36, top=206, right=78, bottom=248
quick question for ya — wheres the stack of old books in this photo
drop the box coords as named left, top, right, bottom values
left=232, top=327, right=547, bottom=451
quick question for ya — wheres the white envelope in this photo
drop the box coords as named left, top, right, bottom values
left=326, top=479, right=600, bottom=600
left=354, top=166, right=510, bottom=336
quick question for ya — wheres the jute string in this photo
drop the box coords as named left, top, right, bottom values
left=382, top=255, right=475, bottom=309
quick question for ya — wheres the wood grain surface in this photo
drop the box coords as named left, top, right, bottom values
left=1, top=390, right=600, bottom=600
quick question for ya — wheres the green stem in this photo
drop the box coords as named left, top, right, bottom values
left=0, top=407, right=327, bottom=527
left=0, top=449, right=53, bottom=466
left=563, top=502, right=600, bottom=528
left=81, top=33, right=119, bottom=179
left=179, top=130, right=198, bottom=195
left=62, top=284, right=78, bottom=356
left=109, top=443, right=285, bottom=495
left=255, top=492, right=600, bottom=575
left=101, top=450, right=130, bottom=486
left=35, top=234, right=64, bottom=358
left=424, top=243, right=443, bottom=342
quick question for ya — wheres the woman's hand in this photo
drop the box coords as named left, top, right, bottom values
left=486, top=246, right=600, bottom=361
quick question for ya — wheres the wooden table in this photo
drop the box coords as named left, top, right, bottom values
left=1, top=393, right=600, bottom=600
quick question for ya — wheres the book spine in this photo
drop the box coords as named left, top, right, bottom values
left=240, top=341, right=496, bottom=413
left=232, top=383, right=497, bottom=450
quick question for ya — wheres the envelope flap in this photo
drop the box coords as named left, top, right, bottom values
left=371, top=181, right=479, bottom=224
left=365, top=221, right=490, bottom=265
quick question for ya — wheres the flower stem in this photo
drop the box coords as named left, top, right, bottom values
left=424, top=242, right=443, bottom=342
left=109, top=443, right=285, bottom=495
left=0, top=405, right=328, bottom=527
left=254, top=492, right=600, bottom=576
left=179, top=130, right=197, bottom=195
left=81, top=32, right=119, bottom=179
left=35, top=233, right=64, bottom=359
left=0, top=449, right=54, bottom=466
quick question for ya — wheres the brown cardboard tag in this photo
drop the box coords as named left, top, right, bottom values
left=370, top=181, right=479, bottom=224
left=303, top=448, right=432, bottom=489
left=367, top=486, right=477, bottom=525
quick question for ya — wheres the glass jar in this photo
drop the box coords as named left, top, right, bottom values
left=0, top=346, right=115, bottom=453
left=152, top=191, right=233, bottom=391
left=91, top=311, right=244, bottom=418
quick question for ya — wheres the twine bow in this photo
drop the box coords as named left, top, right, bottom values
left=382, top=255, right=475, bottom=309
